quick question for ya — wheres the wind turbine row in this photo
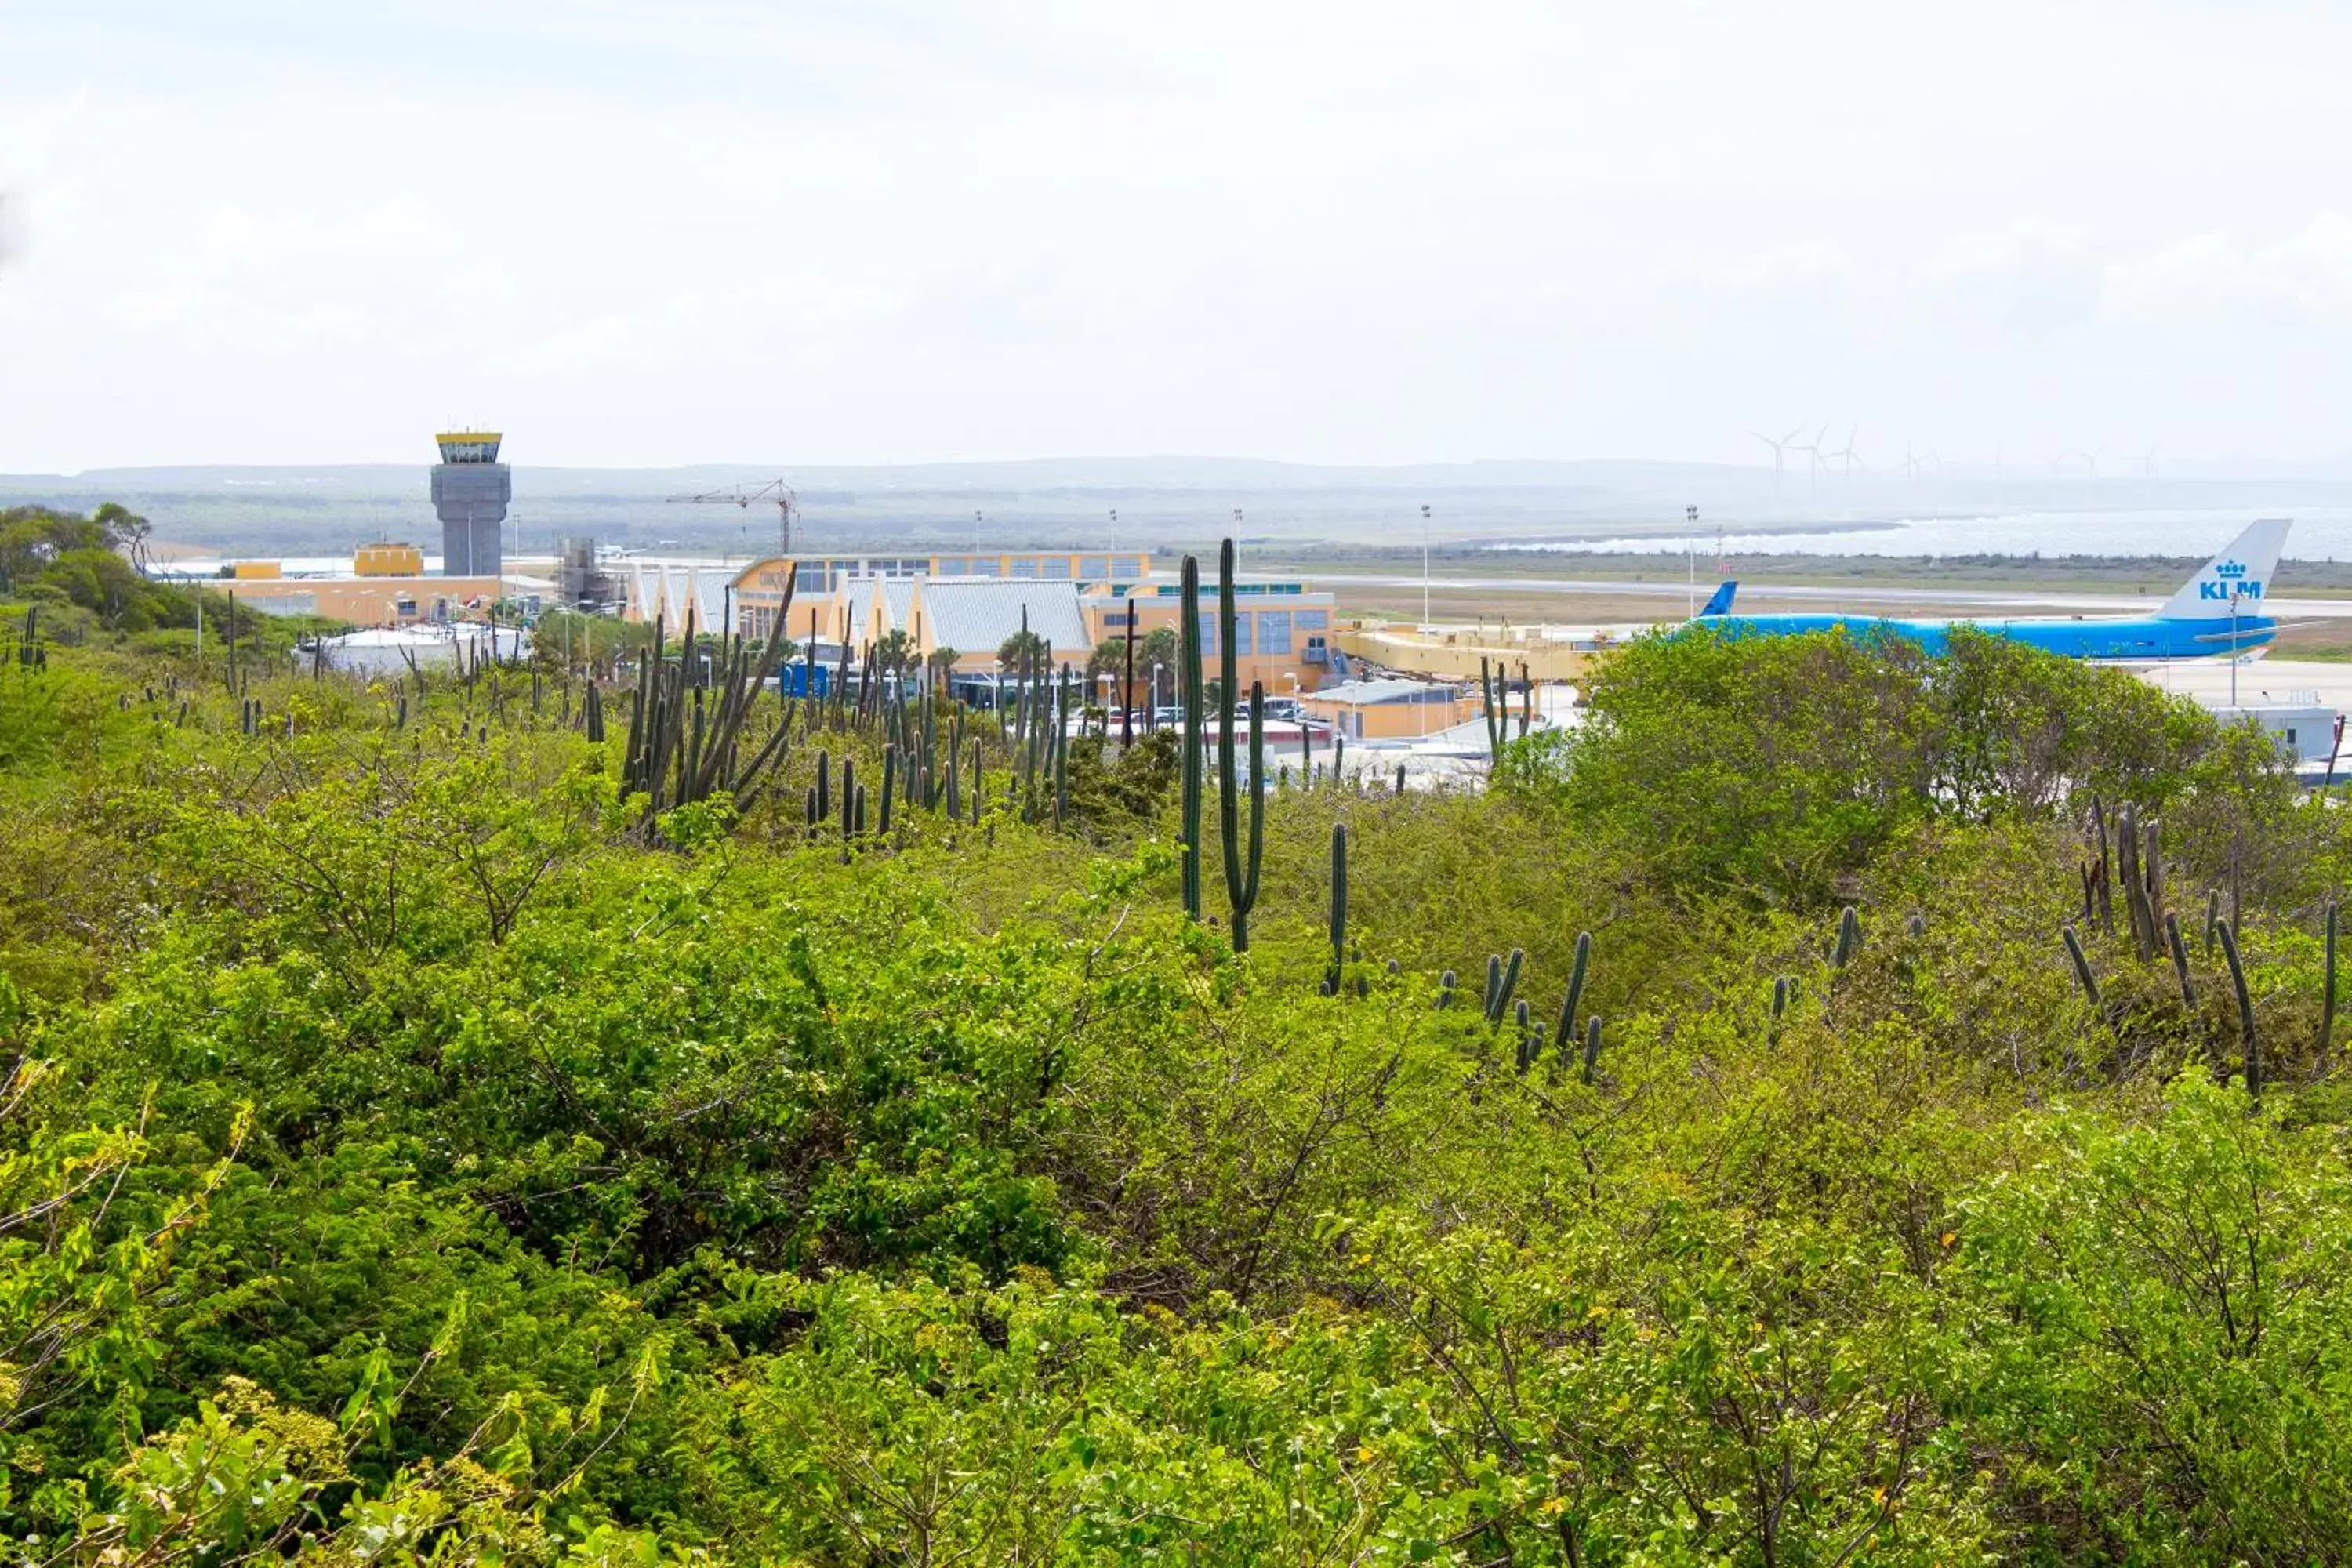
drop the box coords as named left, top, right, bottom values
left=1755, top=432, right=2165, bottom=486
left=1750, top=423, right=1867, bottom=495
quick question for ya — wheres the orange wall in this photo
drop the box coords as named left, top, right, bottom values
left=221, top=576, right=505, bottom=624
left=1299, top=691, right=1477, bottom=739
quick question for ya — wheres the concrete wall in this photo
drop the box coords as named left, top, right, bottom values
left=431, top=463, right=511, bottom=577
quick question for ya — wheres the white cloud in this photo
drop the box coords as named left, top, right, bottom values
left=9, top=0, right=2352, bottom=470
left=2100, top=213, right=2352, bottom=328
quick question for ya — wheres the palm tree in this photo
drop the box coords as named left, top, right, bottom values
left=874, top=627, right=916, bottom=676
left=996, top=629, right=1050, bottom=672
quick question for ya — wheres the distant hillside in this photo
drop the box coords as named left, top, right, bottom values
left=9, top=456, right=2352, bottom=557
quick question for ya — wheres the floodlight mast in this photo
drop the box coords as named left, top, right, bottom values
left=666, top=479, right=799, bottom=557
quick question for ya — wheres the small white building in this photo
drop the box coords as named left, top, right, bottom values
left=2210, top=701, right=2338, bottom=763
left=316, top=624, right=532, bottom=678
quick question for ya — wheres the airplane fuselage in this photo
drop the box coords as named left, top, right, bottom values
left=1691, top=612, right=2278, bottom=662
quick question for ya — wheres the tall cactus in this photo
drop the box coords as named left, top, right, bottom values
left=1053, top=666, right=1072, bottom=828
left=1553, top=932, right=1592, bottom=1064
left=1581, top=1015, right=1604, bottom=1085
left=2218, top=918, right=2259, bottom=1097
left=1833, top=906, right=1861, bottom=968
left=1179, top=554, right=1204, bottom=920
left=1216, top=539, right=1266, bottom=949
left=1325, top=821, right=1348, bottom=996
left=1479, top=655, right=1506, bottom=764
left=1121, top=593, right=1137, bottom=747
left=2325, top=900, right=2340, bottom=1071
left=2062, top=924, right=2101, bottom=1009
left=1484, top=949, right=1523, bottom=1025
left=2165, top=909, right=2197, bottom=1010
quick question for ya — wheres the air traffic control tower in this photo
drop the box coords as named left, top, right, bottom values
left=430, top=430, right=510, bottom=577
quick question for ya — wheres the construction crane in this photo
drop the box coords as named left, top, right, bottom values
left=666, top=478, right=799, bottom=557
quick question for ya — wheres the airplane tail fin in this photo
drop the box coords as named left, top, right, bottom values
left=1698, top=580, right=1737, bottom=617
left=2156, top=517, right=2291, bottom=620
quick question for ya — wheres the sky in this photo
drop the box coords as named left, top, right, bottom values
left=5, top=0, right=2352, bottom=474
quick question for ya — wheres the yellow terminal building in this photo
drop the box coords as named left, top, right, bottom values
left=708, top=551, right=1344, bottom=699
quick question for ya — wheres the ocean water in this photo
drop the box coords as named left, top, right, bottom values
left=1520, top=510, right=2352, bottom=561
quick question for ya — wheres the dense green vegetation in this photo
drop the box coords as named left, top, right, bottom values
left=6, top=535, right=2352, bottom=1564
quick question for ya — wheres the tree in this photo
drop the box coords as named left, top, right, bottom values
left=874, top=628, right=916, bottom=676
left=1084, top=637, right=1127, bottom=683
left=996, top=629, right=1049, bottom=672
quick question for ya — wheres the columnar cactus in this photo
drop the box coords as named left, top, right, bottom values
left=2061, top=925, right=2100, bottom=1008
left=1179, top=554, right=1203, bottom=921
left=1484, top=949, right=1523, bottom=1025
left=1479, top=655, right=1505, bottom=764
left=1325, top=821, right=1348, bottom=996
left=1554, top=932, right=1592, bottom=1063
left=1833, top=906, right=1860, bottom=968
left=1217, top=539, right=1266, bottom=949
left=2165, top=909, right=2197, bottom=1009
left=2325, top=901, right=2340, bottom=1068
left=2217, top=918, right=2259, bottom=1096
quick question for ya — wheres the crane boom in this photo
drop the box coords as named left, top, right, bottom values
left=665, top=479, right=798, bottom=557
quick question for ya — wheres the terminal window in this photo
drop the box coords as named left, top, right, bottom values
left=1257, top=610, right=1291, bottom=653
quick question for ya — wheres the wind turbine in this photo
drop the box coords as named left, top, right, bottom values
left=1793, top=421, right=1832, bottom=495
left=1900, top=444, right=1926, bottom=481
left=1832, top=425, right=1864, bottom=477
left=2131, top=442, right=2158, bottom=479
left=1750, top=425, right=1803, bottom=495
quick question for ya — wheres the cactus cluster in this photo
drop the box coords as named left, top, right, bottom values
left=2058, top=802, right=2339, bottom=1098
left=621, top=603, right=800, bottom=830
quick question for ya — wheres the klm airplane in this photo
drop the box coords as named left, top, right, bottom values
left=1686, top=517, right=2291, bottom=662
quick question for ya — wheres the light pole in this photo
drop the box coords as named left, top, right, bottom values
left=1420, top=504, right=1432, bottom=630
left=1686, top=506, right=1700, bottom=618
left=1151, top=660, right=1163, bottom=731
left=2230, top=586, right=2243, bottom=708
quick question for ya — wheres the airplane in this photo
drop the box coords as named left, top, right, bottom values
left=1683, top=517, right=2291, bottom=662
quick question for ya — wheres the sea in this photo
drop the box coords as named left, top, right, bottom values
left=1519, top=510, right=2352, bottom=561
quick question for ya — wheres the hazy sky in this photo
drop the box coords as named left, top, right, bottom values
left=5, top=0, right=2352, bottom=474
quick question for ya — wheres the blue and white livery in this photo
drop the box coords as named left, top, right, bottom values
left=1685, top=518, right=2291, bottom=662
